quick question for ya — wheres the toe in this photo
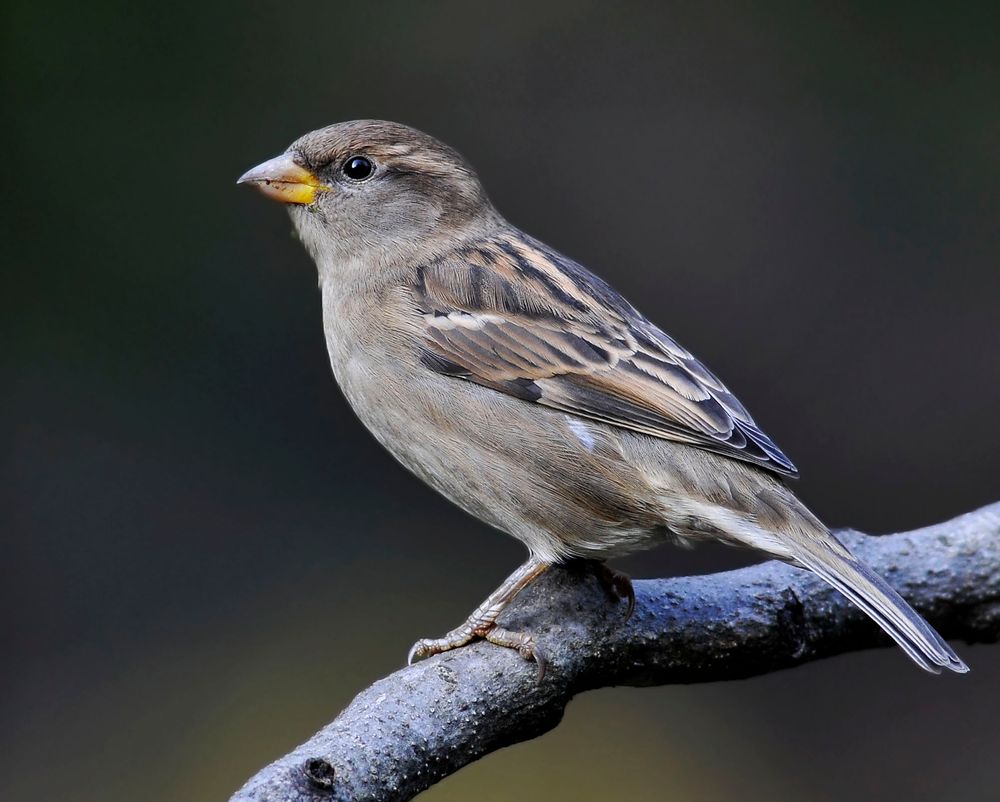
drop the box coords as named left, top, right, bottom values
left=484, top=626, right=548, bottom=679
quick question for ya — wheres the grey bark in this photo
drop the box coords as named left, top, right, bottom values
left=231, top=502, right=1000, bottom=802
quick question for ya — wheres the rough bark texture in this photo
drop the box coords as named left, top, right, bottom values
left=231, top=503, right=1000, bottom=802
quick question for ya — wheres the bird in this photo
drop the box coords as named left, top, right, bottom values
left=238, top=119, right=967, bottom=675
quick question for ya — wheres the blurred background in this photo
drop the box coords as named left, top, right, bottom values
left=4, top=2, right=1000, bottom=800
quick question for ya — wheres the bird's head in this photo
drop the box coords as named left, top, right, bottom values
left=238, top=120, right=498, bottom=269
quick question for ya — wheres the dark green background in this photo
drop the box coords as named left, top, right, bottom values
left=4, top=2, right=999, bottom=800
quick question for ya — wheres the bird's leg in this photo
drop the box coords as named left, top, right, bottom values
left=589, top=561, right=636, bottom=620
left=407, top=557, right=550, bottom=671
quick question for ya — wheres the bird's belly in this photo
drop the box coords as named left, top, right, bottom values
left=327, top=346, right=669, bottom=563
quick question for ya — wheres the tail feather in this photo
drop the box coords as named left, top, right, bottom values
left=791, top=544, right=968, bottom=674
left=667, top=469, right=968, bottom=673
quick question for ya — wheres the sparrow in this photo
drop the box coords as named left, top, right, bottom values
left=238, top=120, right=967, bottom=675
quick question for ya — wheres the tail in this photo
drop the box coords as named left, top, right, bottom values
left=666, top=469, right=968, bottom=673
left=790, top=539, right=968, bottom=674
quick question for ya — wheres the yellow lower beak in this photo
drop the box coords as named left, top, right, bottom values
left=237, top=153, right=328, bottom=205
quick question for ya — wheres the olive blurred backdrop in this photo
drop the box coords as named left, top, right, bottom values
left=4, top=2, right=1000, bottom=800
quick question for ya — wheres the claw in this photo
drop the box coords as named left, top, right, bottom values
left=613, top=572, right=636, bottom=621
left=407, top=641, right=428, bottom=666
left=530, top=644, right=548, bottom=682
left=592, top=562, right=636, bottom=621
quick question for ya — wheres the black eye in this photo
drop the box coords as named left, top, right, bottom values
left=343, top=156, right=374, bottom=180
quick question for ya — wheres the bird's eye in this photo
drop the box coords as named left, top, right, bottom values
left=343, top=156, right=374, bottom=181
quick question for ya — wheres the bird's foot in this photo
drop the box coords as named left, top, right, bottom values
left=407, top=621, right=547, bottom=680
left=406, top=557, right=550, bottom=677
left=590, top=562, right=636, bottom=620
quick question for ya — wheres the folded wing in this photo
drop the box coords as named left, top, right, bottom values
left=412, top=232, right=798, bottom=477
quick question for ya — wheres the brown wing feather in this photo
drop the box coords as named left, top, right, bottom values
left=413, top=232, right=798, bottom=477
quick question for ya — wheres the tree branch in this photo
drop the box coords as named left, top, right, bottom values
left=230, top=503, right=1000, bottom=802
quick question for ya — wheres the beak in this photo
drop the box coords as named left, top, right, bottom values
left=237, top=152, right=328, bottom=205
